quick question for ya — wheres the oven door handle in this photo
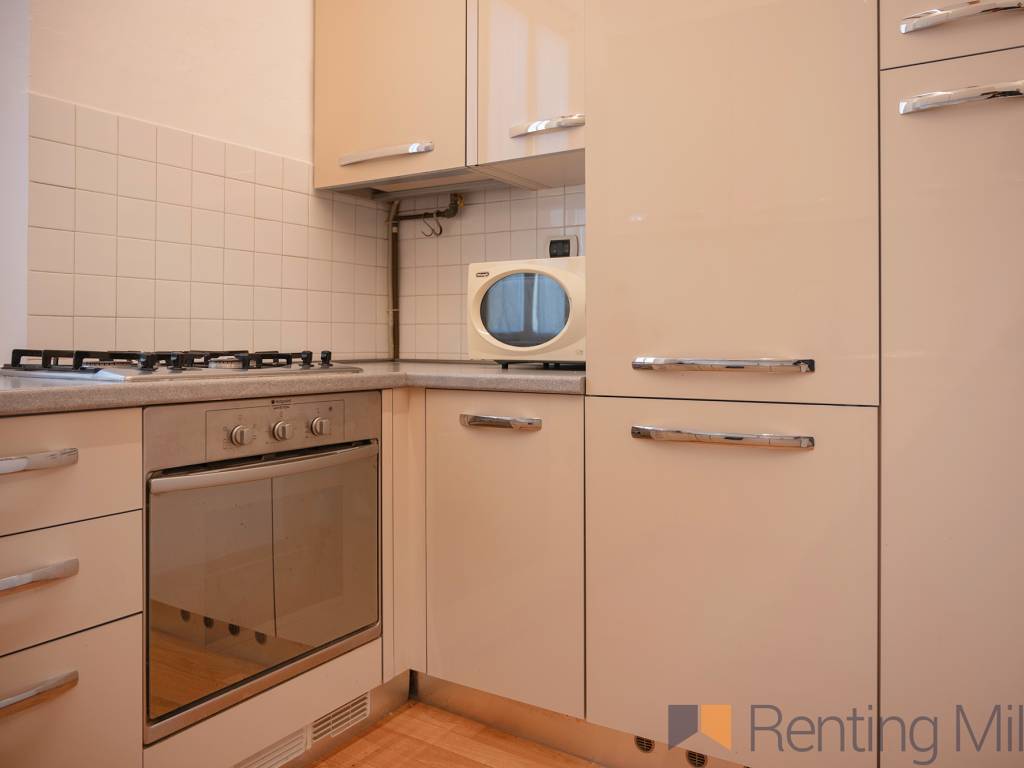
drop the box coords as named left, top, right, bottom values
left=149, top=443, right=377, bottom=495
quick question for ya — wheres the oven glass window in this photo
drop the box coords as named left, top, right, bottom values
left=480, top=272, right=570, bottom=347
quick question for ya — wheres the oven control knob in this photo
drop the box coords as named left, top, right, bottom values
left=230, top=425, right=256, bottom=447
left=310, top=416, right=331, bottom=437
left=272, top=421, right=294, bottom=441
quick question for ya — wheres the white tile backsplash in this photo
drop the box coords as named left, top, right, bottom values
left=26, top=94, right=390, bottom=358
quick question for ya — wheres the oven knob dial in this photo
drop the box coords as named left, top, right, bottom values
left=230, top=425, right=256, bottom=447
left=272, top=421, right=294, bottom=441
left=310, top=416, right=331, bottom=437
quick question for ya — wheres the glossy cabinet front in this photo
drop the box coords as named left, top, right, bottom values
left=881, top=47, right=1024, bottom=768
left=425, top=389, right=584, bottom=718
left=585, top=0, right=878, bottom=405
left=586, top=396, right=877, bottom=767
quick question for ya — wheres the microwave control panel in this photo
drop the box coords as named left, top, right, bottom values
left=205, top=399, right=345, bottom=461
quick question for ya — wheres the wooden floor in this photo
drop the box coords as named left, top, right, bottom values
left=313, top=702, right=600, bottom=768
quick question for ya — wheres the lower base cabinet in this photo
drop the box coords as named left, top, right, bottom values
left=0, top=614, right=142, bottom=767
left=586, top=397, right=877, bottom=768
left=425, top=390, right=584, bottom=717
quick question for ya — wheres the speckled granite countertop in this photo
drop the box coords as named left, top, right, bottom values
left=0, top=362, right=586, bottom=417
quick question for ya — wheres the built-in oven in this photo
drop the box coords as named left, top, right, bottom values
left=142, top=391, right=381, bottom=744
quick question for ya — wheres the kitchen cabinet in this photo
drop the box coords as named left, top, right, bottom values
left=881, top=47, right=1024, bottom=768
left=472, top=0, right=585, bottom=188
left=425, top=389, right=584, bottom=718
left=0, top=615, right=142, bottom=768
left=314, top=0, right=473, bottom=191
left=586, top=396, right=877, bottom=767
left=881, top=0, right=1024, bottom=70
left=585, top=0, right=878, bottom=406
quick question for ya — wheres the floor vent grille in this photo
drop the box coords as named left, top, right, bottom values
left=686, top=751, right=708, bottom=767
left=312, top=692, right=371, bottom=742
left=233, top=729, right=308, bottom=768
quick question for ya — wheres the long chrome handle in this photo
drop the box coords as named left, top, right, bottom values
left=0, top=558, right=79, bottom=597
left=149, top=443, right=378, bottom=495
left=899, top=80, right=1024, bottom=113
left=900, top=1, right=1023, bottom=33
left=339, top=141, right=434, bottom=166
left=459, top=414, right=542, bottom=431
left=631, top=425, right=815, bottom=450
left=0, top=447, right=78, bottom=476
left=0, top=671, right=79, bottom=718
left=509, top=114, right=585, bottom=138
left=632, top=357, right=815, bottom=373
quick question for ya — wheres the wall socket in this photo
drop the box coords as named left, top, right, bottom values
left=544, top=234, right=579, bottom=258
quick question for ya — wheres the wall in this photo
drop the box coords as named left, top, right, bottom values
left=0, top=0, right=29, bottom=355
left=26, top=94, right=390, bottom=356
left=397, top=185, right=585, bottom=359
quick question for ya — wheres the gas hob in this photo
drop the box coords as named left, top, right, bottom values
left=0, top=349, right=363, bottom=382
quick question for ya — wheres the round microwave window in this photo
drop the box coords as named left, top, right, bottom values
left=480, top=272, right=570, bottom=347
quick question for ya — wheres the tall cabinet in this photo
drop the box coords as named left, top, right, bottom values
left=584, top=2, right=879, bottom=765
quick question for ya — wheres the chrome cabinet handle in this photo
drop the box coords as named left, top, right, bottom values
left=0, top=447, right=78, bottom=476
left=631, top=425, right=815, bottom=450
left=0, top=671, right=79, bottom=718
left=0, top=558, right=79, bottom=597
left=459, top=414, right=542, bottom=431
left=509, top=114, right=585, bottom=138
left=899, top=80, right=1024, bottom=113
left=900, top=1, right=1023, bottom=33
left=632, top=357, right=815, bottom=373
left=339, top=141, right=434, bottom=166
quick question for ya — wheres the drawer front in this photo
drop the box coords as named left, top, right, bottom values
left=0, top=511, right=142, bottom=656
left=586, top=396, right=877, bottom=767
left=882, top=0, right=1024, bottom=69
left=0, top=409, right=141, bottom=536
left=0, top=615, right=142, bottom=768
left=426, top=390, right=584, bottom=718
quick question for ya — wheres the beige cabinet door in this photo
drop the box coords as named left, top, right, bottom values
left=425, top=390, right=583, bottom=717
left=585, top=0, right=878, bottom=406
left=475, top=0, right=585, bottom=167
left=314, top=0, right=467, bottom=188
left=0, top=615, right=142, bottom=768
left=881, top=48, right=1024, bottom=768
left=586, top=396, right=877, bottom=767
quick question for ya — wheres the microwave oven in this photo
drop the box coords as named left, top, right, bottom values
left=466, top=257, right=585, bottom=364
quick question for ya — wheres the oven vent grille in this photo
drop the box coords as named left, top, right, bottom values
left=312, top=692, right=371, bottom=742
left=233, top=729, right=308, bottom=768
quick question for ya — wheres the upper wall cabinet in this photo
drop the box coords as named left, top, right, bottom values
left=314, top=0, right=472, bottom=191
left=471, top=0, right=585, bottom=188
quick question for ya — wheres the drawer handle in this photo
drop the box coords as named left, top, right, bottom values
left=632, top=357, right=815, bottom=373
left=631, top=425, right=815, bottom=450
left=0, top=558, right=80, bottom=597
left=900, top=80, right=1024, bottom=113
left=339, top=141, right=434, bottom=166
left=900, top=1, right=1023, bottom=33
left=459, top=414, right=542, bottom=431
left=0, top=671, right=79, bottom=718
left=0, top=447, right=78, bottom=476
left=509, top=114, right=585, bottom=138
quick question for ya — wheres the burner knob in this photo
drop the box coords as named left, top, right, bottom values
left=272, top=421, right=294, bottom=441
left=230, top=425, right=256, bottom=447
left=310, top=416, right=331, bottom=437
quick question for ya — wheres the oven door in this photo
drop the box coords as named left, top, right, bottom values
left=145, top=442, right=379, bottom=742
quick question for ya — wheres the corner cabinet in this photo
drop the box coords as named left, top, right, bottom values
left=314, top=0, right=470, bottom=190
left=424, top=390, right=584, bottom=718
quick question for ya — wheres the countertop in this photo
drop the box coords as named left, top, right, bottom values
left=0, top=361, right=586, bottom=417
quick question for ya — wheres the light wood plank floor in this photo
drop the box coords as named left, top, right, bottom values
left=314, top=702, right=601, bottom=768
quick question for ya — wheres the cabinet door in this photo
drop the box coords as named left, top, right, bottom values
left=881, top=48, right=1024, bottom=768
left=587, top=396, right=876, bottom=767
left=425, top=390, right=583, bottom=717
left=476, top=0, right=585, bottom=165
left=585, top=0, right=878, bottom=406
left=314, top=0, right=467, bottom=188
